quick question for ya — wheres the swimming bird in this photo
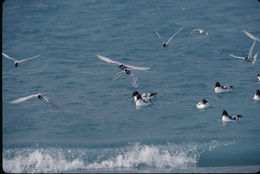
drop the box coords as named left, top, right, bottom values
left=10, top=93, right=61, bottom=110
left=222, top=110, right=242, bottom=122
left=196, top=99, right=209, bottom=109
left=253, top=89, right=260, bottom=100
left=96, top=54, right=150, bottom=81
left=154, top=26, right=184, bottom=48
left=229, top=40, right=257, bottom=64
left=132, top=91, right=157, bottom=107
left=243, top=30, right=260, bottom=42
left=257, top=74, right=260, bottom=81
left=2, top=53, right=40, bottom=67
left=192, top=28, right=209, bottom=36
left=215, top=82, right=233, bottom=93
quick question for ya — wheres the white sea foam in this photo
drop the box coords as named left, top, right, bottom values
left=3, top=141, right=233, bottom=173
left=87, top=143, right=197, bottom=169
left=3, top=148, right=85, bottom=173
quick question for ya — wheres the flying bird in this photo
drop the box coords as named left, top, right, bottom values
left=2, top=53, right=40, bottom=67
left=154, top=26, right=184, bottom=48
left=10, top=93, right=61, bottom=110
left=96, top=54, right=150, bottom=81
left=229, top=40, right=257, bottom=64
left=96, top=54, right=150, bottom=71
left=192, top=28, right=209, bottom=36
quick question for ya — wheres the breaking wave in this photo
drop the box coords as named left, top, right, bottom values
left=3, top=141, right=232, bottom=173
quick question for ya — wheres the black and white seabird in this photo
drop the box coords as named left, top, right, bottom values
left=132, top=91, right=157, bottom=107
left=215, top=82, right=233, bottom=93
left=196, top=98, right=209, bottom=109
left=222, top=110, right=242, bottom=121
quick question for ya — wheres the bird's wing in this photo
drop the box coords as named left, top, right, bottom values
left=2, top=53, right=16, bottom=61
left=18, top=55, right=40, bottom=63
left=43, top=96, right=61, bottom=110
left=10, top=94, right=39, bottom=103
left=96, top=54, right=122, bottom=65
left=154, top=29, right=164, bottom=42
left=248, top=40, right=256, bottom=58
left=97, top=54, right=149, bottom=71
left=252, top=52, right=258, bottom=64
left=243, top=30, right=260, bottom=42
left=124, top=64, right=150, bottom=71
left=166, top=26, right=184, bottom=45
left=229, top=54, right=245, bottom=60
left=192, top=28, right=200, bottom=32
left=112, top=70, right=125, bottom=81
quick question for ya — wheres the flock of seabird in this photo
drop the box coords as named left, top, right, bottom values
left=3, top=28, right=260, bottom=120
left=2, top=53, right=62, bottom=110
left=195, top=30, right=260, bottom=122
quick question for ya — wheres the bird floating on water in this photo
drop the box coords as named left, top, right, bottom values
left=215, top=82, right=233, bottom=93
left=132, top=91, right=157, bottom=107
left=196, top=99, right=209, bottom=109
left=222, top=110, right=242, bottom=122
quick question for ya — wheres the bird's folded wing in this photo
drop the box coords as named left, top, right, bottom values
left=10, top=94, right=38, bottom=103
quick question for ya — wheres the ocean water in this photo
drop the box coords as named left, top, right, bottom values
left=2, top=0, right=260, bottom=173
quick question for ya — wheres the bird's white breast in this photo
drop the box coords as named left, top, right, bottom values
left=253, top=94, right=260, bottom=100
left=135, top=99, right=151, bottom=107
left=196, top=102, right=209, bottom=109
left=215, top=87, right=232, bottom=93
left=222, top=116, right=232, bottom=122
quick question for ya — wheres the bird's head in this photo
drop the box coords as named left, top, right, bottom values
left=202, top=99, right=207, bottom=104
left=215, top=82, right=221, bottom=87
left=132, top=91, right=139, bottom=97
left=222, top=110, right=228, bottom=116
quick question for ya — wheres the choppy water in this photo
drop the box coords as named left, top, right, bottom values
left=2, top=0, right=260, bottom=173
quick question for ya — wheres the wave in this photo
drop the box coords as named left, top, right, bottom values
left=3, top=141, right=232, bottom=173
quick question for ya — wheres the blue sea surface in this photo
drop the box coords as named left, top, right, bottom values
left=2, top=0, right=260, bottom=173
